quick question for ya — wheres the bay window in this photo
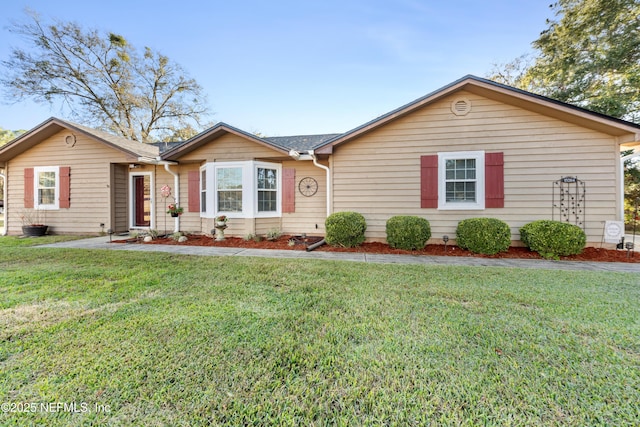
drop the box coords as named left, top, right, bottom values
left=216, top=167, right=243, bottom=212
left=200, top=167, right=207, bottom=214
left=200, top=161, right=281, bottom=218
left=257, top=167, right=278, bottom=212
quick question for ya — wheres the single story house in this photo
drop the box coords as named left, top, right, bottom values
left=1, top=75, right=639, bottom=245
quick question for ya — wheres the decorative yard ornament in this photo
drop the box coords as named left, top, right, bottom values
left=214, top=215, right=228, bottom=241
left=161, top=185, right=172, bottom=198
left=161, top=184, right=175, bottom=236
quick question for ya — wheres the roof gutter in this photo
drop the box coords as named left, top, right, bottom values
left=138, top=157, right=180, bottom=233
left=289, top=150, right=331, bottom=217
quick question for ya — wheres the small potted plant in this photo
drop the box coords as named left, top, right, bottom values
left=215, top=215, right=228, bottom=227
left=167, top=203, right=184, bottom=217
left=20, top=209, right=48, bottom=236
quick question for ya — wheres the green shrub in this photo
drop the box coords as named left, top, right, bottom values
left=325, top=211, right=367, bottom=247
left=456, top=218, right=511, bottom=255
left=386, top=216, right=431, bottom=250
left=520, top=220, right=586, bottom=259
left=266, top=229, right=281, bottom=241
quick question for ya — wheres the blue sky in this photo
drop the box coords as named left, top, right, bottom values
left=0, top=1, right=552, bottom=136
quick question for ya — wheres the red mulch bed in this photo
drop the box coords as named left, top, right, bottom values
left=113, top=234, right=640, bottom=263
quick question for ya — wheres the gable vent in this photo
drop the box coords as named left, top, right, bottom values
left=451, top=98, right=471, bottom=116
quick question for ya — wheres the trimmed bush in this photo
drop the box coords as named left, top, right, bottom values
left=456, top=218, right=511, bottom=255
left=520, top=220, right=586, bottom=259
left=386, top=216, right=431, bottom=250
left=325, top=211, right=367, bottom=247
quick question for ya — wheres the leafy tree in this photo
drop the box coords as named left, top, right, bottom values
left=0, top=10, right=211, bottom=142
left=530, top=0, right=640, bottom=226
left=486, top=54, right=534, bottom=88
left=526, top=0, right=640, bottom=122
left=0, top=127, right=23, bottom=146
left=487, top=0, right=640, bottom=225
left=0, top=128, right=25, bottom=200
left=623, top=150, right=640, bottom=224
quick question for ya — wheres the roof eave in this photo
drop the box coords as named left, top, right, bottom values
left=315, top=75, right=640, bottom=151
left=316, top=76, right=474, bottom=150
left=463, top=77, right=640, bottom=137
left=0, top=117, right=58, bottom=162
left=55, top=120, right=159, bottom=158
left=162, top=122, right=288, bottom=161
left=0, top=117, right=159, bottom=162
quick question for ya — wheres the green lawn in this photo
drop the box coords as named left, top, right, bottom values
left=0, top=235, right=85, bottom=247
left=1, top=241, right=639, bottom=426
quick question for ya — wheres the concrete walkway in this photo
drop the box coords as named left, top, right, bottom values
left=37, top=236, right=640, bottom=273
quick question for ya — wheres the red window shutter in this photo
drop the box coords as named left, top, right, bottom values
left=24, top=168, right=34, bottom=208
left=188, top=170, right=200, bottom=212
left=485, top=152, right=504, bottom=208
left=59, top=166, right=71, bottom=208
left=420, top=155, right=438, bottom=208
left=282, top=168, right=296, bottom=213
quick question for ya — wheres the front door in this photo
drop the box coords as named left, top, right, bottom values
left=130, top=173, right=153, bottom=228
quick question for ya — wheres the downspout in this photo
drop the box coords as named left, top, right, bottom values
left=288, top=150, right=331, bottom=251
left=309, top=150, right=331, bottom=217
left=288, top=149, right=331, bottom=217
left=163, top=162, right=180, bottom=233
left=0, top=169, right=6, bottom=236
left=138, top=156, right=180, bottom=233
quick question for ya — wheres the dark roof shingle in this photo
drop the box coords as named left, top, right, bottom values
left=263, top=134, right=342, bottom=151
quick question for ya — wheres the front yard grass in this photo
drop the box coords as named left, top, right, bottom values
left=0, top=235, right=87, bottom=248
left=0, top=246, right=638, bottom=426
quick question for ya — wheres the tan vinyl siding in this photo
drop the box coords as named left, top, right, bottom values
left=331, top=91, right=620, bottom=244
left=176, top=164, right=203, bottom=234
left=112, top=164, right=128, bottom=233
left=177, top=134, right=284, bottom=162
left=255, top=217, right=281, bottom=236
left=281, top=160, right=327, bottom=236
left=6, top=130, right=139, bottom=235
left=150, top=166, right=173, bottom=234
left=150, top=164, right=211, bottom=235
left=205, top=218, right=254, bottom=237
left=173, top=135, right=328, bottom=237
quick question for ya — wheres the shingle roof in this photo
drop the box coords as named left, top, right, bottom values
left=263, top=134, right=342, bottom=151
left=150, top=141, right=185, bottom=154
left=162, top=121, right=342, bottom=160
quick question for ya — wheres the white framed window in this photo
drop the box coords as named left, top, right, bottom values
left=216, top=165, right=244, bottom=213
left=256, top=166, right=278, bottom=214
left=34, top=166, right=59, bottom=210
left=200, top=166, right=207, bottom=214
left=202, top=161, right=281, bottom=218
left=438, top=151, right=485, bottom=210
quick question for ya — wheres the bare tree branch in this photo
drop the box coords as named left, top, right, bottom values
left=1, top=9, right=211, bottom=142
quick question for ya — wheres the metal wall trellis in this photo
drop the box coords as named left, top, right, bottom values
left=552, top=176, right=586, bottom=230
